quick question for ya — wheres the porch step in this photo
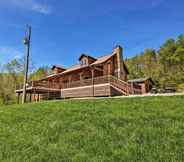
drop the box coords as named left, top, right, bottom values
left=110, top=84, right=128, bottom=96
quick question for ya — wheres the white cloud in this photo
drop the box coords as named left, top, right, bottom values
left=3, top=0, right=52, bottom=14
left=31, top=2, right=52, bottom=14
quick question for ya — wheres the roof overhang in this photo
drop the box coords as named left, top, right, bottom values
left=51, top=65, right=66, bottom=71
left=128, top=77, right=154, bottom=84
left=79, top=54, right=96, bottom=61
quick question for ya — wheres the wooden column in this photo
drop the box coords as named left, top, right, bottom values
left=68, top=75, right=72, bottom=88
left=91, top=68, right=94, bottom=97
left=107, top=61, right=111, bottom=76
left=36, top=93, right=39, bottom=102
left=107, top=61, right=111, bottom=83
left=38, top=93, right=41, bottom=102
left=37, top=93, right=40, bottom=102
left=48, top=79, right=50, bottom=100
left=131, top=83, right=134, bottom=95
left=29, top=93, right=32, bottom=102
left=17, top=93, right=20, bottom=104
left=52, top=79, right=55, bottom=89
left=33, top=89, right=36, bottom=102
left=80, top=73, right=82, bottom=80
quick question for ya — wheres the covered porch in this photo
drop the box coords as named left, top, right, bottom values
left=16, top=75, right=142, bottom=103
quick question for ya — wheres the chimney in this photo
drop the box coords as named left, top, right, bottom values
left=113, top=45, right=123, bottom=79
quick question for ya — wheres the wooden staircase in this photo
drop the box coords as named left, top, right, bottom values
left=109, top=76, right=130, bottom=95
left=109, top=76, right=142, bottom=96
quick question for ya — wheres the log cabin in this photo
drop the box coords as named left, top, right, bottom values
left=16, top=45, right=149, bottom=103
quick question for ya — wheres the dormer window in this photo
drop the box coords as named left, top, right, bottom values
left=83, top=59, right=87, bottom=65
left=80, top=58, right=88, bottom=66
left=79, top=54, right=97, bottom=66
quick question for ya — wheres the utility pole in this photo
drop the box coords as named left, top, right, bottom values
left=22, top=25, right=31, bottom=104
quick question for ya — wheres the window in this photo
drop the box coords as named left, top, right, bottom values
left=81, top=58, right=88, bottom=66
left=84, top=59, right=87, bottom=65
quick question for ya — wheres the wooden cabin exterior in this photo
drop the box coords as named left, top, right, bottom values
left=128, top=78, right=154, bottom=94
left=16, top=45, right=150, bottom=103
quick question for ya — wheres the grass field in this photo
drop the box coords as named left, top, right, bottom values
left=0, top=96, right=184, bottom=162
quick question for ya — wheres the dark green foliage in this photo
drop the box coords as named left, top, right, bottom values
left=0, top=96, right=184, bottom=162
left=126, top=34, right=184, bottom=90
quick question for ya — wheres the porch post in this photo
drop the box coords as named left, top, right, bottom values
left=68, top=75, right=72, bottom=88
left=80, top=73, right=82, bottom=80
left=38, top=93, right=41, bottom=102
left=91, top=68, right=94, bottom=97
left=37, top=93, right=39, bottom=102
left=33, top=89, right=36, bottom=102
left=17, top=93, right=20, bottom=104
left=48, top=79, right=50, bottom=100
left=107, top=61, right=111, bottom=82
left=29, top=93, right=32, bottom=102
left=131, top=83, right=134, bottom=95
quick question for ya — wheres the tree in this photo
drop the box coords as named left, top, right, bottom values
left=125, top=49, right=158, bottom=80
left=29, top=66, right=51, bottom=81
left=126, top=34, right=184, bottom=90
left=158, top=38, right=184, bottom=86
left=0, top=59, right=24, bottom=104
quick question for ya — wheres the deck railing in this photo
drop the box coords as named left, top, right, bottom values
left=62, top=75, right=110, bottom=89
left=32, top=81, right=60, bottom=89
left=17, top=75, right=142, bottom=95
left=62, top=75, right=142, bottom=95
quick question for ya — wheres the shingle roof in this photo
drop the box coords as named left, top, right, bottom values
left=51, top=65, right=66, bottom=70
left=79, top=54, right=97, bottom=61
left=128, top=77, right=154, bottom=84
left=60, top=54, right=114, bottom=74
left=91, top=53, right=115, bottom=65
left=42, top=53, right=121, bottom=80
left=61, top=64, right=82, bottom=74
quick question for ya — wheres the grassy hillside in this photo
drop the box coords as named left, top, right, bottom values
left=0, top=96, right=184, bottom=162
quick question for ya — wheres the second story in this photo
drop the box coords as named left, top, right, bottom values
left=39, top=45, right=129, bottom=83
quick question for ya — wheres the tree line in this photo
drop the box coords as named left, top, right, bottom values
left=0, top=34, right=184, bottom=104
left=0, top=59, right=51, bottom=105
left=125, top=34, right=184, bottom=91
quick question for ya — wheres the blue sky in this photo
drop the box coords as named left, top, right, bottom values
left=0, top=0, right=184, bottom=68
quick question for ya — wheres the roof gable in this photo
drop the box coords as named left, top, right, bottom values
left=79, top=54, right=96, bottom=61
left=51, top=65, right=66, bottom=71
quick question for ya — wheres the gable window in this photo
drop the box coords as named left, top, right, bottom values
left=81, top=58, right=88, bottom=66
left=84, top=59, right=87, bottom=65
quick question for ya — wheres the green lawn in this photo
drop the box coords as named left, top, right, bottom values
left=0, top=96, right=184, bottom=162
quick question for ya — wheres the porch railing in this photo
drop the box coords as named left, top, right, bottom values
left=62, top=75, right=142, bottom=95
left=16, top=75, right=142, bottom=95
left=62, top=75, right=110, bottom=89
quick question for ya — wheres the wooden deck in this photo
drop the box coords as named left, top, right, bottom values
left=16, top=75, right=142, bottom=102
